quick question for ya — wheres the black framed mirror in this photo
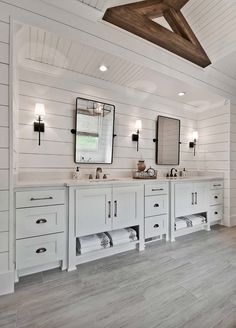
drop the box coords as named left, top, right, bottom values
left=74, top=97, right=115, bottom=164
left=155, top=115, right=181, bottom=165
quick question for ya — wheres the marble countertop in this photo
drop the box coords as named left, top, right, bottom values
left=14, top=175, right=224, bottom=189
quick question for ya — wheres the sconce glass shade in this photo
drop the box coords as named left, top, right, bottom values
left=135, top=120, right=142, bottom=131
left=35, top=103, right=45, bottom=118
left=192, top=130, right=199, bottom=140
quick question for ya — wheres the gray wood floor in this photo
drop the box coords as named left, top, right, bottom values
left=2, top=225, right=236, bottom=328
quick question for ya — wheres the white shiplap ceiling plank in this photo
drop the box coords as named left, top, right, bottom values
left=75, top=0, right=236, bottom=68
left=20, top=21, right=236, bottom=104
left=35, top=29, right=46, bottom=62
left=48, top=35, right=60, bottom=66
left=29, top=26, right=38, bottom=62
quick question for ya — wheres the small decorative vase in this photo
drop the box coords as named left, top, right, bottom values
left=137, top=160, right=146, bottom=172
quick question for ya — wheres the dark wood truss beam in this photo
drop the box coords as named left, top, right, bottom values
left=103, top=0, right=211, bottom=68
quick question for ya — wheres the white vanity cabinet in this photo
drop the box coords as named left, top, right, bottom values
left=171, top=180, right=210, bottom=241
left=68, top=182, right=144, bottom=270
left=174, top=182, right=208, bottom=217
left=112, top=185, right=143, bottom=230
left=209, top=180, right=224, bottom=224
left=75, top=185, right=143, bottom=236
left=15, top=188, right=66, bottom=279
left=75, top=188, right=112, bottom=237
left=144, top=182, right=169, bottom=242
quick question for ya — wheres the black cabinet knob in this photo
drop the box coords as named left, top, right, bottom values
left=154, top=224, right=159, bottom=228
left=215, top=212, right=218, bottom=215
left=154, top=204, right=159, bottom=208
left=36, top=247, right=47, bottom=254
left=36, top=218, right=47, bottom=224
left=214, top=196, right=218, bottom=199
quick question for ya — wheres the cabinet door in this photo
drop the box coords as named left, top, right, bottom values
left=175, top=183, right=194, bottom=217
left=75, top=188, right=112, bottom=237
left=194, top=182, right=208, bottom=213
left=112, top=185, right=143, bottom=230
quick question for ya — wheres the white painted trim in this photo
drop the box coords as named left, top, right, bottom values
left=0, top=271, right=14, bottom=295
left=9, top=16, right=14, bottom=275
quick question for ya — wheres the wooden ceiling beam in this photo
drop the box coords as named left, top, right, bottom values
left=164, top=9, right=201, bottom=47
left=103, top=0, right=211, bottom=68
left=162, top=0, right=190, bottom=11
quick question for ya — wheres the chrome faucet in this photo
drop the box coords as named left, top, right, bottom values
left=96, top=167, right=102, bottom=179
left=170, top=168, right=177, bottom=178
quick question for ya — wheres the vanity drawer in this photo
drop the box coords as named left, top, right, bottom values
left=145, top=183, right=168, bottom=196
left=145, top=215, right=166, bottom=239
left=16, top=189, right=65, bottom=208
left=210, top=190, right=223, bottom=205
left=145, top=195, right=167, bottom=217
left=209, top=205, right=223, bottom=222
left=16, top=233, right=64, bottom=270
left=210, top=180, right=224, bottom=190
left=16, top=205, right=65, bottom=239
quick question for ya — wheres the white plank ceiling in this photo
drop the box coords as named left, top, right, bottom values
left=77, top=0, right=236, bottom=65
left=18, top=24, right=224, bottom=112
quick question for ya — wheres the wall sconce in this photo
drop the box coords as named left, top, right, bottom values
left=132, top=120, right=142, bottom=151
left=189, top=130, right=199, bottom=156
left=34, top=103, right=45, bottom=146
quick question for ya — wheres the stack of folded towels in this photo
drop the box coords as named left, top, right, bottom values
left=77, top=232, right=111, bottom=254
left=175, top=218, right=189, bottom=230
left=186, top=214, right=206, bottom=226
left=107, top=228, right=138, bottom=246
left=175, top=214, right=206, bottom=231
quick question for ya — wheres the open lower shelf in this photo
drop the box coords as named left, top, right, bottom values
left=174, top=223, right=209, bottom=238
left=75, top=240, right=140, bottom=265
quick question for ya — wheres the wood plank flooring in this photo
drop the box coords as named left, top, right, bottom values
left=1, top=225, right=236, bottom=327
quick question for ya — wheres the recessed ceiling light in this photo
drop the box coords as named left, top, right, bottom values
left=178, top=92, right=186, bottom=97
left=99, top=65, right=108, bottom=72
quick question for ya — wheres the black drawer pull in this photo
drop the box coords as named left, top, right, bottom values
left=213, top=184, right=222, bottom=187
left=36, top=247, right=47, bottom=254
left=154, top=204, right=159, bottom=207
left=214, top=196, right=218, bottom=199
left=36, top=218, right=47, bottom=224
left=154, top=224, right=159, bottom=228
left=30, top=197, right=53, bottom=201
left=152, top=188, right=164, bottom=191
left=214, top=211, right=218, bottom=215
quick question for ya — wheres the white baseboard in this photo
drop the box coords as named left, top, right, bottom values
left=0, top=271, right=14, bottom=296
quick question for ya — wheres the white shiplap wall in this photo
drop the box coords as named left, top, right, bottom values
left=197, top=102, right=230, bottom=226
left=0, top=0, right=235, bottom=293
left=17, top=67, right=199, bottom=181
left=0, top=15, right=13, bottom=295
left=230, top=104, right=236, bottom=226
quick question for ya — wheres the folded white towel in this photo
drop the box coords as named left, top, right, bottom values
left=126, top=228, right=138, bottom=241
left=175, top=218, right=187, bottom=230
left=108, top=228, right=137, bottom=245
left=79, top=245, right=104, bottom=254
left=78, top=233, right=111, bottom=253
left=190, top=216, right=205, bottom=226
left=185, top=215, right=206, bottom=225
left=79, top=234, right=102, bottom=249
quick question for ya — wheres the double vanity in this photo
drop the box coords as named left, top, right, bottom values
left=14, top=175, right=224, bottom=280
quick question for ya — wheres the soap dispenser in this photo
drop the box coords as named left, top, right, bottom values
left=73, top=167, right=80, bottom=180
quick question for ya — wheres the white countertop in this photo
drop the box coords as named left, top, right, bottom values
left=14, top=176, right=224, bottom=189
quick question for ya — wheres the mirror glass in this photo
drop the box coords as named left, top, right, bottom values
left=156, top=115, right=180, bottom=165
left=75, top=97, right=115, bottom=164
